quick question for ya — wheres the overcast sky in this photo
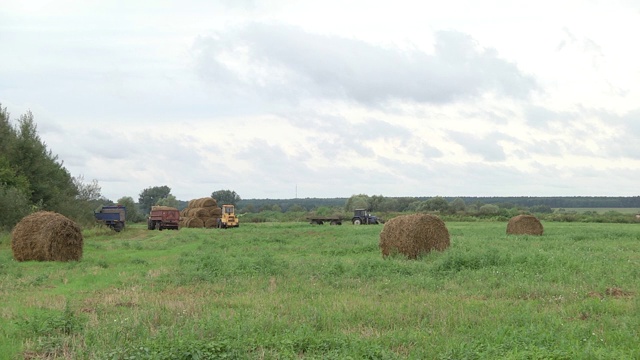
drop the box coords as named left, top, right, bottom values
left=2, top=1, right=639, bottom=201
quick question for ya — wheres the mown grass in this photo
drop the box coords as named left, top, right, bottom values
left=0, top=221, right=639, bottom=359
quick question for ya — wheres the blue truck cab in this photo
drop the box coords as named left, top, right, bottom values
left=94, top=205, right=126, bottom=232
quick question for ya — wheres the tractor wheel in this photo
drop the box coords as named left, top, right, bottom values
left=353, top=219, right=362, bottom=225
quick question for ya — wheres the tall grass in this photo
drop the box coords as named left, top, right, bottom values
left=1, top=221, right=639, bottom=359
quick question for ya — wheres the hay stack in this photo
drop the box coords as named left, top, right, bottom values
left=506, top=215, right=543, bottom=235
left=11, top=211, right=83, bottom=262
left=179, top=197, right=221, bottom=228
left=379, top=213, right=450, bottom=259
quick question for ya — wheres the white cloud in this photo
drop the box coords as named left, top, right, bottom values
left=2, top=0, right=640, bottom=200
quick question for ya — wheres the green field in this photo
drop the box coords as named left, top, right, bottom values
left=1, top=221, right=639, bottom=359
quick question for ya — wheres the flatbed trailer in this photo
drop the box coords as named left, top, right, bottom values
left=306, top=216, right=344, bottom=225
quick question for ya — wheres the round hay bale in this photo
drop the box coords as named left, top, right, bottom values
left=209, top=207, right=222, bottom=217
left=183, top=217, right=204, bottom=228
left=199, top=197, right=217, bottom=207
left=11, top=211, right=83, bottom=262
left=187, top=207, right=210, bottom=218
left=506, top=215, right=543, bottom=235
left=204, top=217, right=220, bottom=228
left=188, top=197, right=217, bottom=208
left=379, top=213, right=450, bottom=259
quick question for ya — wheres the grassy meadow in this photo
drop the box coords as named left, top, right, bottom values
left=1, top=220, right=639, bottom=359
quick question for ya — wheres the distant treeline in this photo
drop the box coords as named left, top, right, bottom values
left=439, top=196, right=640, bottom=209
left=238, top=196, right=640, bottom=213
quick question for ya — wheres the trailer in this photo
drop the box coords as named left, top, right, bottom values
left=94, top=205, right=126, bottom=232
left=306, top=209, right=382, bottom=225
left=148, top=206, right=180, bottom=230
left=306, top=215, right=344, bottom=225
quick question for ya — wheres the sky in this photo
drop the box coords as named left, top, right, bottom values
left=1, top=0, right=640, bottom=202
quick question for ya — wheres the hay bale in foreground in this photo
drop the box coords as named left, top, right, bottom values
left=11, top=211, right=83, bottom=262
left=379, top=213, right=450, bottom=259
left=506, top=215, right=543, bottom=235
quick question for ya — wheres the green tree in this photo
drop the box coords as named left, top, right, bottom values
left=0, top=185, right=31, bottom=230
left=421, top=196, right=450, bottom=213
left=287, top=204, right=306, bottom=212
left=156, top=194, right=179, bottom=208
left=139, top=185, right=171, bottom=214
left=73, top=174, right=103, bottom=202
left=117, top=196, right=145, bottom=223
left=211, top=189, right=241, bottom=206
left=345, top=194, right=369, bottom=212
left=369, top=195, right=385, bottom=211
left=479, top=204, right=500, bottom=216
left=450, top=198, right=467, bottom=213
left=0, top=104, right=16, bottom=156
left=379, top=198, right=400, bottom=212
left=0, top=156, right=30, bottom=195
left=12, top=111, right=77, bottom=211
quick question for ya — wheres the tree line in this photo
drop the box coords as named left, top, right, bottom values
left=236, top=195, right=640, bottom=214
left=1, top=103, right=637, bottom=231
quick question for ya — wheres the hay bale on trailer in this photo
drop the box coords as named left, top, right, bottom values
left=379, top=213, right=450, bottom=259
left=11, top=211, right=83, bottom=262
left=506, top=215, right=544, bottom=235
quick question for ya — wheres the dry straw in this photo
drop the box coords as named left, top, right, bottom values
left=181, top=217, right=205, bottom=228
left=506, top=214, right=544, bottom=235
left=11, top=211, right=83, bottom=262
left=151, top=205, right=178, bottom=211
left=379, top=213, right=450, bottom=259
left=180, top=197, right=221, bottom=228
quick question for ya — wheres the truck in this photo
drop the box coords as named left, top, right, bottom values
left=307, top=209, right=382, bottom=225
left=94, top=205, right=126, bottom=232
left=147, top=206, right=180, bottom=230
left=216, top=204, right=239, bottom=228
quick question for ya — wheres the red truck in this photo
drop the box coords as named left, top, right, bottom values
left=147, top=206, right=180, bottom=230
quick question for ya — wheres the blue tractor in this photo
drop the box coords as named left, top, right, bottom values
left=352, top=209, right=381, bottom=225
left=94, top=205, right=126, bottom=232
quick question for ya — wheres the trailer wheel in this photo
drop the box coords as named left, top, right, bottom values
left=330, top=220, right=339, bottom=225
left=114, top=222, right=124, bottom=232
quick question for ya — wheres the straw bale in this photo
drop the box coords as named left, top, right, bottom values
left=209, top=207, right=222, bottom=217
left=379, top=213, right=450, bottom=259
left=188, top=197, right=217, bottom=208
left=506, top=215, right=543, bottom=235
left=204, top=217, right=220, bottom=228
left=182, top=217, right=204, bottom=228
left=11, top=211, right=83, bottom=262
left=152, top=205, right=178, bottom=211
left=187, top=207, right=211, bottom=218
